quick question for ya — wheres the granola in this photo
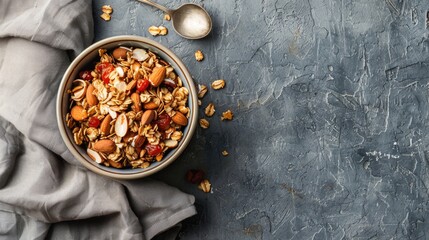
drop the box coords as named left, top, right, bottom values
left=148, top=26, right=168, bottom=36
left=221, top=150, right=229, bottom=156
left=66, top=46, right=189, bottom=169
left=204, top=103, right=215, bottom=117
left=221, top=110, right=233, bottom=121
left=100, top=5, right=113, bottom=21
left=198, top=179, right=211, bottom=193
left=211, top=79, right=225, bottom=90
left=199, top=118, right=209, bottom=129
left=197, top=84, right=207, bottom=99
left=195, top=50, right=204, bottom=61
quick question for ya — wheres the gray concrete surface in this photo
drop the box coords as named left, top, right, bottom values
left=93, top=0, right=429, bottom=239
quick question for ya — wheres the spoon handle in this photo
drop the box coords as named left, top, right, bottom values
left=136, top=0, right=173, bottom=15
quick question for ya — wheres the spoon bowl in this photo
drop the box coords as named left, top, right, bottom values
left=172, top=4, right=212, bottom=39
left=137, top=0, right=212, bottom=39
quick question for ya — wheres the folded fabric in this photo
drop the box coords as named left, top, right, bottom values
left=0, top=1, right=196, bottom=239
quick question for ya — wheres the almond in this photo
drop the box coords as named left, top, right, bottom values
left=71, top=80, right=88, bottom=101
left=172, top=112, right=188, bottom=126
left=165, top=139, right=178, bottom=148
left=131, top=93, right=141, bottom=112
left=132, top=62, right=141, bottom=79
left=143, top=101, right=158, bottom=110
left=87, top=148, right=103, bottom=163
left=112, top=47, right=129, bottom=60
left=126, top=80, right=137, bottom=91
left=141, top=110, right=156, bottom=126
left=108, top=109, right=117, bottom=119
left=108, top=158, right=123, bottom=168
left=86, top=84, right=98, bottom=106
left=100, top=115, right=112, bottom=136
left=123, top=131, right=137, bottom=143
left=132, top=48, right=149, bottom=62
left=93, top=139, right=116, bottom=153
left=115, top=113, right=128, bottom=137
left=149, top=67, right=166, bottom=87
left=70, top=105, right=88, bottom=121
left=132, top=136, right=146, bottom=148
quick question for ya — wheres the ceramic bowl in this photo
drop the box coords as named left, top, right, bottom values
left=56, top=35, right=197, bottom=179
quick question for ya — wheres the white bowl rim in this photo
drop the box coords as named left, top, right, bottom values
left=56, top=35, right=198, bottom=179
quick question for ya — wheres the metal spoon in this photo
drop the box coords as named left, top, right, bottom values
left=136, top=0, right=212, bottom=39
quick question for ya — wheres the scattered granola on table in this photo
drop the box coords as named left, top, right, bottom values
left=197, top=84, right=207, bottom=99
left=199, top=118, right=209, bottom=129
left=211, top=79, right=225, bottom=90
left=204, top=103, right=215, bottom=117
left=148, top=26, right=168, bottom=36
left=66, top=46, right=190, bottom=169
left=158, top=26, right=168, bottom=36
left=102, top=5, right=113, bottom=14
left=194, top=50, right=204, bottom=61
left=148, top=26, right=161, bottom=36
left=100, top=12, right=111, bottom=21
left=100, top=5, right=113, bottom=21
left=221, top=110, right=233, bottom=121
left=221, top=150, right=229, bottom=156
left=198, top=179, right=211, bottom=193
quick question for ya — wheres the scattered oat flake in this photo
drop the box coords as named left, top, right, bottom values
left=100, top=5, right=113, bottom=21
left=164, top=14, right=171, bottom=21
left=195, top=50, right=204, bottom=61
left=148, top=26, right=160, bottom=36
left=198, top=84, right=208, bottom=99
left=102, top=5, right=113, bottom=14
left=148, top=26, right=168, bottom=36
left=198, top=179, right=211, bottom=193
left=159, top=26, right=168, bottom=36
left=100, top=12, right=111, bottom=21
left=199, top=118, right=209, bottom=129
left=211, top=79, right=225, bottom=90
left=221, top=110, right=233, bottom=121
left=205, top=103, right=215, bottom=117
left=222, top=150, right=229, bottom=156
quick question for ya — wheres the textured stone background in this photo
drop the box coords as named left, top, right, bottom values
left=93, top=0, right=429, bottom=239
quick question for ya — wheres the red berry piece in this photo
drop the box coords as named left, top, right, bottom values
left=145, top=144, right=162, bottom=156
left=156, top=113, right=171, bottom=131
left=88, top=116, right=101, bottom=128
left=137, top=79, right=150, bottom=92
left=96, top=63, right=115, bottom=84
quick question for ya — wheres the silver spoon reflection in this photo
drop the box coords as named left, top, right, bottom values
left=136, top=0, right=212, bottom=39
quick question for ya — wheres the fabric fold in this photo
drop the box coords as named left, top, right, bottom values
left=0, top=0, right=93, bottom=56
left=0, top=0, right=196, bottom=239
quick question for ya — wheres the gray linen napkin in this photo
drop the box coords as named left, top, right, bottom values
left=0, top=0, right=196, bottom=239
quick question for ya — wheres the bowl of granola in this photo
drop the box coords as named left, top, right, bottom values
left=56, top=35, right=198, bottom=179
